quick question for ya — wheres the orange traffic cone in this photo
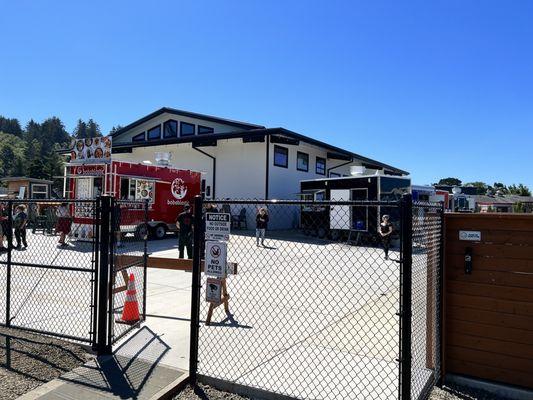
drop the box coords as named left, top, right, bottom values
left=120, top=273, right=140, bottom=324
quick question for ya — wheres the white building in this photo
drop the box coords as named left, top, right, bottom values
left=111, top=107, right=408, bottom=200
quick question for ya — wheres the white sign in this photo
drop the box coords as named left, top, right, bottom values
left=70, top=137, right=112, bottom=164
left=459, top=230, right=481, bottom=241
left=206, top=278, right=222, bottom=303
left=205, top=213, right=231, bottom=241
left=205, top=241, right=227, bottom=278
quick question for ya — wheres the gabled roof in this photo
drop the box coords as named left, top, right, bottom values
left=112, top=127, right=408, bottom=175
left=111, top=107, right=265, bottom=137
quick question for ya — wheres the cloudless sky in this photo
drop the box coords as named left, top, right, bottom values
left=1, top=1, right=532, bottom=188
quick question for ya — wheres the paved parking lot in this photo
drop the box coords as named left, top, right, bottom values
left=1, top=230, right=433, bottom=400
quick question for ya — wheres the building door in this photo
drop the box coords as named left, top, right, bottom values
left=330, top=189, right=351, bottom=230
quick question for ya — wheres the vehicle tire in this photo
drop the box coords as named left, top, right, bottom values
left=330, top=230, right=340, bottom=241
left=317, top=227, right=327, bottom=239
left=310, top=229, right=318, bottom=237
left=153, top=224, right=167, bottom=240
left=134, top=224, right=149, bottom=240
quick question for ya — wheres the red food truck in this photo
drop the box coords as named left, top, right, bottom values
left=65, top=150, right=201, bottom=241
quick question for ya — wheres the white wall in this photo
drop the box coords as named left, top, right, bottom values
left=112, top=138, right=267, bottom=200
left=268, top=141, right=364, bottom=199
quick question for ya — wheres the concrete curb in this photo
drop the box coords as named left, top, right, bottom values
left=199, top=375, right=299, bottom=400
left=150, top=373, right=190, bottom=400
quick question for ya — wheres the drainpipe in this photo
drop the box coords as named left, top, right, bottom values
left=265, top=135, right=270, bottom=200
left=193, top=147, right=216, bottom=199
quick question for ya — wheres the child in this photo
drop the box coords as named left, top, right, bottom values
left=13, top=204, right=28, bottom=250
left=56, top=203, right=72, bottom=246
left=256, top=207, right=269, bottom=247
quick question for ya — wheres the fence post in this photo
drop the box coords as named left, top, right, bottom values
left=437, top=201, right=445, bottom=385
left=142, top=199, right=149, bottom=320
left=5, top=201, right=13, bottom=327
left=96, top=195, right=112, bottom=355
left=400, top=194, right=413, bottom=400
left=189, top=195, right=204, bottom=384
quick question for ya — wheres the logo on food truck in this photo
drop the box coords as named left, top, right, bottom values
left=171, top=178, right=188, bottom=200
left=74, top=165, right=106, bottom=175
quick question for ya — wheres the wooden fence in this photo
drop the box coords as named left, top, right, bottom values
left=443, top=213, right=533, bottom=389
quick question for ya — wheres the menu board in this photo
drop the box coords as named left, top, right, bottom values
left=135, top=180, right=154, bottom=202
left=70, top=137, right=112, bottom=164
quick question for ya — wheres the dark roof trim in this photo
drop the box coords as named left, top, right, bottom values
left=111, top=107, right=265, bottom=137
left=0, top=177, right=54, bottom=184
left=111, top=127, right=408, bottom=175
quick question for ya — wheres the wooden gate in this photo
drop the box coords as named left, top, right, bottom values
left=444, top=213, right=533, bottom=389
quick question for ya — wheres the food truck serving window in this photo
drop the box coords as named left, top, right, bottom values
left=120, top=177, right=154, bottom=202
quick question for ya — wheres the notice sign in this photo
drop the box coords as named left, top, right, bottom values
left=205, top=241, right=227, bottom=278
left=205, top=213, right=231, bottom=241
left=459, top=230, right=481, bottom=241
left=206, top=278, right=222, bottom=303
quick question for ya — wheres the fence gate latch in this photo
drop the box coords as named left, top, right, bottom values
left=464, top=247, right=473, bottom=274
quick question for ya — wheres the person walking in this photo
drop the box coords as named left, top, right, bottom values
left=176, top=204, right=194, bottom=259
left=256, top=207, right=269, bottom=247
left=379, top=214, right=393, bottom=260
left=56, top=202, right=72, bottom=246
left=13, top=204, right=28, bottom=250
left=0, top=203, right=8, bottom=252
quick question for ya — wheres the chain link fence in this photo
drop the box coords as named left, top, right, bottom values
left=411, top=201, right=444, bottom=399
left=195, top=199, right=403, bottom=400
left=190, top=197, right=444, bottom=400
left=0, top=199, right=98, bottom=343
left=110, top=199, right=149, bottom=344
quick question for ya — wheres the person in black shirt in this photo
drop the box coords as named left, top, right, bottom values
left=379, top=215, right=393, bottom=260
left=176, top=204, right=194, bottom=259
left=256, top=207, right=269, bottom=247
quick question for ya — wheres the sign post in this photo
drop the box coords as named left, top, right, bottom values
left=204, top=213, right=232, bottom=325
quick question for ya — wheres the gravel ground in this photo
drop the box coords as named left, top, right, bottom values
left=0, top=327, right=92, bottom=400
left=174, top=383, right=509, bottom=400
left=429, top=383, right=511, bottom=400
left=174, top=384, right=249, bottom=400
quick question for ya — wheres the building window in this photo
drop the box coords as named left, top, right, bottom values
left=132, top=132, right=145, bottom=142
left=31, top=184, right=49, bottom=199
left=147, top=125, right=161, bottom=140
left=198, top=125, right=214, bottom=135
left=297, top=151, right=309, bottom=172
left=274, top=145, right=288, bottom=168
left=329, top=172, right=341, bottom=178
left=316, top=157, right=326, bottom=175
left=163, top=120, right=178, bottom=138
left=180, top=122, right=195, bottom=136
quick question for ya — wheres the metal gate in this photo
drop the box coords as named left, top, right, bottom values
left=188, top=195, right=444, bottom=400
left=0, top=197, right=148, bottom=353
left=0, top=199, right=98, bottom=344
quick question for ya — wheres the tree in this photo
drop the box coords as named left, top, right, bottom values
left=0, top=116, right=22, bottom=136
left=493, top=182, right=509, bottom=194
left=108, top=125, right=123, bottom=136
left=465, top=181, right=488, bottom=195
left=508, top=184, right=531, bottom=196
left=437, top=178, right=462, bottom=186
left=73, top=119, right=87, bottom=139
left=86, top=118, right=102, bottom=137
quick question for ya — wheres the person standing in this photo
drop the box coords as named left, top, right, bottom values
left=56, top=203, right=72, bottom=246
left=13, top=204, right=28, bottom=250
left=0, top=203, right=8, bottom=252
left=379, top=215, right=393, bottom=260
left=176, top=204, right=194, bottom=259
left=256, top=207, right=269, bottom=247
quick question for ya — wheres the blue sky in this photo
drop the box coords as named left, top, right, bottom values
left=1, top=1, right=532, bottom=188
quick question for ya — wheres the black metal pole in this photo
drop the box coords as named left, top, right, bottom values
left=437, top=201, right=445, bottom=386
left=5, top=201, right=13, bottom=327
left=142, top=199, right=149, bottom=320
left=96, top=195, right=112, bottom=355
left=92, top=198, right=101, bottom=350
left=189, top=195, right=203, bottom=384
left=400, top=194, right=413, bottom=400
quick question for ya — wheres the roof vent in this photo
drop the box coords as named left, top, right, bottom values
left=155, top=152, right=172, bottom=166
